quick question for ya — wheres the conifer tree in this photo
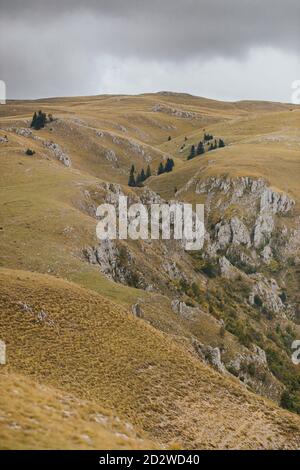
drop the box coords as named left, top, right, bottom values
left=196, top=141, right=205, bottom=155
left=128, top=165, right=136, bottom=187
left=30, top=112, right=37, bottom=128
left=187, top=144, right=196, bottom=160
left=140, top=168, right=146, bottom=182
left=157, top=162, right=164, bottom=175
left=146, top=165, right=151, bottom=179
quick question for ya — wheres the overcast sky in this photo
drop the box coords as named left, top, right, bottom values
left=0, top=0, right=299, bottom=102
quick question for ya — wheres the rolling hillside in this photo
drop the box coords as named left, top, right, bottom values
left=1, top=92, right=300, bottom=449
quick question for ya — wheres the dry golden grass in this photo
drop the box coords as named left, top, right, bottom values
left=0, top=370, right=157, bottom=450
left=1, top=268, right=300, bottom=449
left=1, top=92, right=300, bottom=449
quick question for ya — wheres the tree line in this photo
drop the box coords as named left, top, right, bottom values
left=30, top=110, right=54, bottom=130
left=187, top=133, right=225, bottom=160
left=128, top=158, right=175, bottom=187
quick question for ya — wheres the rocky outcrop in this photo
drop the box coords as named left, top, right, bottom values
left=171, top=299, right=199, bottom=321
left=131, top=303, right=144, bottom=318
left=214, top=217, right=251, bottom=251
left=43, top=141, right=71, bottom=167
left=152, top=103, right=197, bottom=119
left=0, top=135, right=8, bottom=144
left=253, top=212, right=274, bottom=248
left=105, top=149, right=117, bottom=162
left=260, top=188, right=295, bottom=214
left=227, top=345, right=284, bottom=402
left=193, top=340, right=227, bottom=374
left=249, top=274, right=286, bottom=317
left=219, top=256, right=241, bottom=280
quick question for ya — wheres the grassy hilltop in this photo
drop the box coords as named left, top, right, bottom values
left=1, top=92, right=300, bottom=449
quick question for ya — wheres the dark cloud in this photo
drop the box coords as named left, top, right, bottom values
left=0, top=1, right=299, bottom=99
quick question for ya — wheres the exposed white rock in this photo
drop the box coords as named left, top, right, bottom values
left=131, top=303, right=143, bottom=318
left=105, top=149, right=117, bottom=162
left=261, top=245, right=273, bottom=263
left=0, top=135, right=8, bottom=143
left=171, top=300, right=198, bottom=321
left=260, top=188, right=295, bottom=214
left=219, top=256, right=240, bottom=280
left=194, top=340, right=227, bottom=374
left=43, top=141, right=71, bottom=167
left=215, top=222, right=232, bottom=249
left=230, top=217, right=251, bottom=247
left=253, top=212, right=274, bottom=248
left=151, top=103, right=197, bottom=119
left=249, top=274, right=285, bottom=317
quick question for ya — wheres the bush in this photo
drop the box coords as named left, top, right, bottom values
left=254, top=295, right=263, bottom=308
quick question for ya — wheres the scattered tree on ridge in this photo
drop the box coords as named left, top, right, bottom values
left=128, top=165, right=136, bottom=187
left=187, top=144, right=196, bottom=160
left=196, top=141, right=205, bottom=155
left=146, top=164, right=151, bottom=179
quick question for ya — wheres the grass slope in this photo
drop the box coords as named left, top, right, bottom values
left=1, top=268, right=300, bottom=449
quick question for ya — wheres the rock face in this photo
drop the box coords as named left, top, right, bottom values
left=43, top=141, right=71, bottom=167
left=171, top=299, right=199, bottom=321
left=193, top=340, right=227, bottom=374
left=253, top=213, right=274, bottom=248
left=131, top=303, right=143, bottom=318
left=249, top=274, right=286, bottom=317
left=214, top=217, right=251, bottom=251
left=260, top=188, right=295, bottom=214
left=219, top=256, right=240, bottom=280
left=84, top=240, right=129, bottom=284
left=227, top=345, right=284, bottom=402
left=173, top=173, right=300, bottom=333
left=105, top=149, right=117, bottom=162
left=152, top=103, right=197, bottom=119
left=0, top=135, right=8, bottom=144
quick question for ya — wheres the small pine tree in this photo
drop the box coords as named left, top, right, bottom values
left=136, top=172, right=144, bottom=187
left=33, top=110, right=47, bottom=130
left=157, top=162, right=165, bottom=175
left=218, top=138, right=225, bottom=148
left=140, top=168, right=146, bottom=182
left=30, top=112, right=37, bottom=128
left=164, top=158, right=173, bottom=172
left=208, top=143, right=214, bottom=151
left=168, top=135, right=172, bottom=141
left=187, top=144, right=196, bottom=160
left=146, top=165, right=151, bottom=179
left=196, top=141, right=205, bottom=155
left=128, top=165, right=136, bottom=187
left=204, top=133, right=213, bottom=142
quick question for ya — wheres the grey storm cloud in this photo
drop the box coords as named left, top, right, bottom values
left=0, top=0, right=299, bottom=99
